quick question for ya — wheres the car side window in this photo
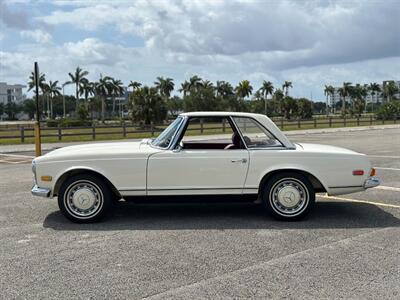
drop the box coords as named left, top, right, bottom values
left=232, top=117, right=282, bottom=148
left=179, top=117, right=243, bottom=150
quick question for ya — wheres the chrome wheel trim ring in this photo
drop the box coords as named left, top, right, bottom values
left=64, top=180, right=104, bottom=219
left=269, top=178, right=309, bottom=217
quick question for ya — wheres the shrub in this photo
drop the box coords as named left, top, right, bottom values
left=376, top=101, right=400, bottom=120
left=46, top=119, right=92, bottom=128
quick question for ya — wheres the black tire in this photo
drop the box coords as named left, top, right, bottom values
left=58, top=174, right=114, bottom=223
left=261, top=172, right=315, bottom=221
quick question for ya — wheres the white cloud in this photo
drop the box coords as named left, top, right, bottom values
left=20, top=29, right=52, bottom=43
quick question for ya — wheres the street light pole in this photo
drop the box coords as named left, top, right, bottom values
left=34, top=62, right=42, bottom=157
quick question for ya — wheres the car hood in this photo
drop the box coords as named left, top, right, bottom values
left=296, top=143, right=362, bottom=155
left=35, top=141, right=146, bottom=163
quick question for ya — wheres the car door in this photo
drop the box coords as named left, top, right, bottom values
left=147, top=116, right=250, bottom=195
left=146, top=148, right=249, bottom=195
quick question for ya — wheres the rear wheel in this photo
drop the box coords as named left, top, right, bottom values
left=58, top=174, right=113, bottom=223
left=262, top=172, right=315, bottom=221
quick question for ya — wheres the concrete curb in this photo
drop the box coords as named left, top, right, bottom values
left=1, top=123, right=399, bottom=153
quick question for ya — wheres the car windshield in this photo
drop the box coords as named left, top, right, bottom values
left=151, top=117, right=183, bottom=148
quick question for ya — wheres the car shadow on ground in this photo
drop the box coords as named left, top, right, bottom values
left=43, top=200, right=400, bottom=231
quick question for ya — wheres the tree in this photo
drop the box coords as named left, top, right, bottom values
left=324, top=85, right=335, bottom=115
left=154, top=77, right=174, bottom=98
left=76, top=103, right=89, bottom=121
left=259, top=81, right=274, bottom=115
left=179, top=81, right=190, bottom=97
left=282, top=81, right=293, bottom=96
left=383, top=81, right=399, bottom=102
left=109, top=78, right=124, bottom=116
left=79, top=78, right=95, bottom=103
left=94, top=75, right=112, bottom=122
left=128, top=81, right=142, bottom=92
left=188, top=75, right=202, bottom=92
left=350, top=84, right=367, bottom=116
left=273, top=89, right=284, bottom=115
left=47, top=80, right=61, bottom=118
left=129, top=86, right=167, bottom=125
left=338, top=82, right=352, bottom=115
left=67, top=67, right=89, bottom=108
left=281, top=96, right=297, bottom=119
left=296, top=98, right=313, bottom=119
left=28, top=71, right=46, bottom=118
left=235, top=80, right=253, bottom=100
left=368, top=82, right=381, bottom=113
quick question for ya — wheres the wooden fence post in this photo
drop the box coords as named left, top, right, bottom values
left=370, top=115, right=373, bottom=125
left=122, top=123, right=127, bottom=138
left=222, top=119, right=226, bottom=133
left=20, top=127, right=25, bottom=143
left=92, top=123, right=96, bottom=140
left=58, top=125, right=62, bottom=141
left=357, top=117, right=360, bottom=126
left=200, top=119, right=204, bottom=134
left=329, top=117, right=332, bottom=128
left=297, top=118, right=301, bottom=128
left=280, top=118, right=284, bottom=130
left=344, top=116, right=346, bottom=127
left=314, top=118, right=317, bottom=128
left=151, top=122, right=155, bottom=136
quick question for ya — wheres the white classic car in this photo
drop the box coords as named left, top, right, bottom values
left=32, top=112, right=380, bottom=223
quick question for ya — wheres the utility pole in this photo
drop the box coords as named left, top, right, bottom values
left=34, top=62, right=42, bottom=157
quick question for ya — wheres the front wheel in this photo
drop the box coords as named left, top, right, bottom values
left=262, top=172, right=315, bottom=221
left=58, top=174, right=113, bottom=223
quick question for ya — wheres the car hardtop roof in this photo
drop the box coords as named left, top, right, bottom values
left=179, top=111, right=264, bottom=118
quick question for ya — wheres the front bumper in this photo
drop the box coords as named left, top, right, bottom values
left=31, top=185, right=51, bottom=198
left=364, top=176, right=380, bottom=189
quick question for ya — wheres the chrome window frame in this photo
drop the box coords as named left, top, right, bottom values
left=150, top=116, right=185, bottom=150
left=230, top=116, right=289, bottom=150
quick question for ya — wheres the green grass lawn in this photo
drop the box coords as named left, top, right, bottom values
left=0, top=119, right=397, bottom=145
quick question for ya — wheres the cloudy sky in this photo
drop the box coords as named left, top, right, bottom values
left=0, top=0, right=399, bottom=100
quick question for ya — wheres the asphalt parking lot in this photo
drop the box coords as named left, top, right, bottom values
left=0, top=128, right=399, bottom=299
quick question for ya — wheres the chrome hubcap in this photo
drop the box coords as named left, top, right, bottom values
left=64, top=181, right=103, bottom=219
left=270, top=178, right=309, bottom=216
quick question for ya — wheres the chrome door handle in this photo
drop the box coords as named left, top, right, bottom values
left=231, top=158, right=247, bottom=163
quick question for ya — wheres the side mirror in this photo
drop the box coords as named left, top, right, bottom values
left=173, top=142, right=183, bottom=152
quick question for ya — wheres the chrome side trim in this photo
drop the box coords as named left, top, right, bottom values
left=364, top=176, right=380, bottom=189
left=31, top=185, right=51, bottom=198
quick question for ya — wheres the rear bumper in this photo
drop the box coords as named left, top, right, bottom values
left=364, top=176, right=380, bottom=189
left=31, top=185, right=51, bottom=198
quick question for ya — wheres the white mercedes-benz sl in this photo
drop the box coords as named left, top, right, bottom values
left=31, top=112, right=380, bottom=223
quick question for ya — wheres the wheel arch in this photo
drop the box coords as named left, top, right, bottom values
left=53, top=167, right=121, bottom=199
left=258, top=168, right=327, bottom=194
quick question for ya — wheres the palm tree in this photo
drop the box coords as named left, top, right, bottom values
left=282, top=81, right=293, bottom=96
left=28, top=72, right=46, bottom=117
left=235, top=80, right=253, bottom=100
left=259, top=81, right=274, bottom=115
left=216, top=81, right=234, bottom=97
left=201, top=80, right=214, bottom=90
left=128, top=81, right=142, bottom=92
left=273, top=89, right=285, bottom=116
left=324, top=85, right=335, bottom=115
left=179, top=81, right=190, bottom=97
left=94, top=75, right=112, bottom=122
left=47, top=80, right=61, bottom=119
left=187, top=75, right=203, bottom=93
left=67, top=67, right=89, bottom=109
left=109, top=78, right=124, bottom=116
left=154, top=77, right=175, bottom=97
left=383, top=81, right=398, bottom=102
left=79, top=78, right=95, bottom=103
left=368, top=82, right=381, bottom=112
left=338, top=82, right=352, bottom=115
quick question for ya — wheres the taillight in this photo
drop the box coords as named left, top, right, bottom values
left=352, top=170, right=364, bottom=176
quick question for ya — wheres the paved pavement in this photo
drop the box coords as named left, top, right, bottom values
left=0, top=128, right=399, bottom=299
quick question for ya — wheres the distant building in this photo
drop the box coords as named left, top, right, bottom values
left=0, top=82, right=26, bottom=105
left=329, top=80, right=400, bottom=107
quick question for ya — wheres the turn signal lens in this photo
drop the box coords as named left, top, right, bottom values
left=352, top=170, right=364, bottom=176
left=41, top=176, right=52, bottom=182
left=370, top=168, right=376, bottom=176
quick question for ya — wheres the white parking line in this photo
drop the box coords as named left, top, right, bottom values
left=375, top=167, right=400, bottom=171
left=368, top=155, right=400, bottom=159
left=320, top=195, right=400, bottom=209
left=375, top=186, right=400, bottom=192
left=0, top=153, right=34, bottom=158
